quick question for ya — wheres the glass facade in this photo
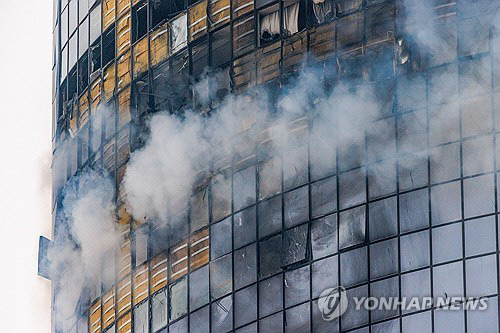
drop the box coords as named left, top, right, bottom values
left=49, top=0, right=500, bottom=332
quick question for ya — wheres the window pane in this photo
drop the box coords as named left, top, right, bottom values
left=339, top=168, right=366, bottom=209
left=463, top=135, right=494, bottom=176
left=258, top=157, right=282, bottom=200
left=190, top=306, right=209, bottom=333
left=133, top=300, right=149, bottom=333
left=311, top=214, right=337, bottom=259
left=399, top=152, right=428, bottom=191
left=430, top=143, right=460, bottom=183
left=464, top=174, right=495, bottom=218
left=370, top=238, right=398, bottom=279
left=368, top=159, right=397, bottom=199
left=339, top=205, right=366, bottom=249
left=170, top=277, right=187, bottom=322
left=90, top=3, right=101, bottom=44
left=189, top=265, right=209, bottom=311
left=311, top=176, right=337, bottom=218
left=432, top=222, right=462, bottom=264
left=369, top=196, right=397, bottom=241
left=312, top=256, right=338, bottom=298
left=79, top=17, right=89, bottom=57
left=259, top=274, right=283, bottom=318
left=152, top=290, right=168, bottom=332
left=234, top=284, right=257, bottom=328
left=258, top=196, right=282, bottom=238
left=285, top=303, right=310, bottom=333
left=401, top=269, right=431, bottom=314
left=211, top=295, right=233, bottom=332
left=234, top=243, right=257, bottom=290
left=433, top=261, right=463, bottom=303
left=284, top=266, right=310, bottom=308
left=340, top=246, right=368, bottom=286
left=283, top=145, right=308, bottom=190
left=233, top=206, right=256, bottom=249
left=259, top=234, right=282, bottom=278
left=284, top=186, right=309, bottom=228
left=282, top=224, right=308, bottom=267
left=399, top=188, right=429, bottom=233
left=233, top=166, right=256, bottom=211
left=431, top=181, right=462, bottom=225
left=191, top=188, right=209, bottom=232
left=210, top=217, right=232, bottom=259
left=401, top=230, right=430, bottom=272
left=211, top=173, right=232, bottom=222
left=465, top=216, right=496, bottom=257
left=341, top=285, right=369, bottom=330
left=210, top=254, right=232, bottom=299
left=259, top=312, right=283, bottom=332
left=466, top=254, right=497, bottom=297
left=135, top=228, right=148, bottom=266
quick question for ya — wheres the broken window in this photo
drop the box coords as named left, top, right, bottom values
left=133, top=300, right=149, bottom=333
left=153, top=62, right=171, bottom=111
left=312, top=0, right=334, bottom=24
left=211, top=295, right=233, bottom=332
left=132, top=77, right=150, bottom=115
left=152, top=290, right=168, bottom=331
left=90, top=3, right=101, bottom=45
left=191, top=39, right=209, bottom=79
left=170, top=277, right=188, bottom=321
left=79, top=56, right=90, bottom=96
left=132, top=2, right=148, bottom=43
left=170, top=51, right=190, bottom=111
left=337, top=12, right=363, bottom=50
left=282, top=224, right=308, bottom=267
left=259, top=5, right=280, bottom=43
left=211, top=26, right=230, bottom=68
left=171, top=13, right=188, bottom=53
left=90, top=41, right=102, bottom=76
left=188, top=0, right=208, bottom=42
left=68, top=68, right=78, bottom=101
left=134, top=227, right=148, bottom=266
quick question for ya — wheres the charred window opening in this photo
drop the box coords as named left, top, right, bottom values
left=78, top=53, right=89, bottom=92
left=132, top=78, right=151, bottom=116
left=152, top=0, right=186, bottom=27
left=259, top=1, right=304, bottom=45
left=90, top=41, right=102, bottom=76
left=132, top=2, right=148, bottom=43
left=396, top=36, right=425, bottom=74
left=68, top=68, right=78, bottom=101
left=102, top=26, right=116, bottom=67
left=311, top=0, right=334, bottom=25
left=336, top=0, right=362, bottom=16
left=153, top=62, right=171, bottom=112
left=211, top=26, right=231, bottom=67
left=191, top=40, right=209, bottom=80
left=171, top=51, right=191, bottom=113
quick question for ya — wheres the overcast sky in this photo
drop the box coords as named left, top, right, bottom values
left=0, top=1, right=53, bottom=332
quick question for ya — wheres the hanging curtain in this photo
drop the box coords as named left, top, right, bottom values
left=284, top=2, right=300, bottom=35
left=313, top=0, right=333, bottom=24
left=260, top=10, right=281, bottom=40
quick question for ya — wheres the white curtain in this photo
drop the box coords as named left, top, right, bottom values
left=171, top=14, right=187, bottom=53
left=284, top=2, right=299, bottom=35
left=260, top=10, right=280, bottom=38
left=313, top=0, right=333, bottom=24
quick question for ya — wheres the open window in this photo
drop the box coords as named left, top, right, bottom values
left=153, top=62, right=171, bottom=111
left=259, top=0, right=304, bottom=45
left=132, top=2, right=148, bottom=43
left=170, top=51, right=190, bottom=112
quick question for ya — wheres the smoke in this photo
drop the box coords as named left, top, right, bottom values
left=46, top=0, right=500, bottom=329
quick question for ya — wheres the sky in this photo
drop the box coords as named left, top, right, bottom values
left=0, top=1, right=53, bottom=332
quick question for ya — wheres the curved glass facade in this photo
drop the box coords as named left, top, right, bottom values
left=49, top=0, right=500, bottom=332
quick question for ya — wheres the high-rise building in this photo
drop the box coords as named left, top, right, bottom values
left=40, top=0, right=500, bottom=332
